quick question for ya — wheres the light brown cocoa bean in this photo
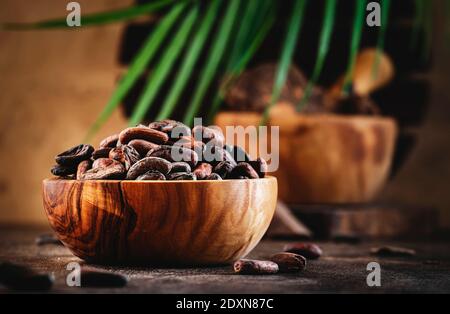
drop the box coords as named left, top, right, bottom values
left=193, top=163, right=212, bottom=180
left=270, top=252, right=306, bottom=273
left=80, top=159, right=126, bottom=180
left=76, top=160, right=92, bottom=180
left=233, top=259, right=279, bottom=275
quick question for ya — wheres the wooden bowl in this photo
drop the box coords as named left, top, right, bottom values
left=42, top=177, right=277, bottom=266
left=215, top=111, right=397, bottom=204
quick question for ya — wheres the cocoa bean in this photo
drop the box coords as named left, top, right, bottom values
left=283, top=243, right=323, bottom=259
left=128, top=139, right=159, bottom=156
left=119, top=127, right=169, bottom=145
left=55, top=144, right=94, bottom=167
left=126, top=157, right=172, bottom=180
left=80, top=269, right=128, bottom=288
left=248, top=158, right=268, bottom=178
left=0, top=262, right=54, bottom=291
left=270, top=252, right=306, bottom=273
left=92, top=157, right=112, bottom=169
left=109, top=145, right=140, bottom=171
left=202, top=144, right=236, bottom=166
left=230, top=162, right=259, bottom=179
left=233, top=259, right=279, bottom=275
left=51, top=164, right=76, bottom=177
left=192, top=125, right=225, bottom=147
left=35, top=234, right=62, bottom=246
left=370, top=246, right=416, bottom=257
left=80, top=159, right=126, bottom=180
left=170, top=162, right=191, bottom=173
left=205, top=173, right=222, bottom=180
left=76, top=160, right=92, bottom=180
left=224, top=144, right=251, bottom=163
left=213, top=161, right=236, bottom=179
left=147, top=145, right=198, bottom=168
left=168, top=172, right=197, bottom=180
left=99, top=134, right=119, bottom=148
left=136, top=170, right=166, bottom=181
left=92, top=147, right=112, bottom=159
left=193, top=163, right=212, bottom=180
left=149, top=120, right=191, bottom=138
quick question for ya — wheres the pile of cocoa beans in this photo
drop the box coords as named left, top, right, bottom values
left=50, top=120, right=267, bottom=181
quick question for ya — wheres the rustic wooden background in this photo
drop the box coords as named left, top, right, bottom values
left=0, top=0, right=449, bottom=228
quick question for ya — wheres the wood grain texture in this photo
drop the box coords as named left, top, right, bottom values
left=215, top=112, right=397, bottom=203
left=42, top=177, right=277, bottom=265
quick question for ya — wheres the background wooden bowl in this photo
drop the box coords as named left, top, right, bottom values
left=42, top=177, right=277, bottom=266
left=215, top=111, right=397, bottom=204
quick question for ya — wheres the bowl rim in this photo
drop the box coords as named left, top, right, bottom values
left=43, top=176, right=277, bottom=184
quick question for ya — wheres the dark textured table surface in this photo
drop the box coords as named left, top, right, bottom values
left=1, top=225, right=450, bottom=294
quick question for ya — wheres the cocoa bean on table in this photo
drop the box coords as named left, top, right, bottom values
left=0, top=262, right=54, bottom=291
left=283, top=243, right=323, bottom=259
left=80, top=269, right=128, bottom=288
left=233, top=259, right=279, bottom=275
left=270, top=252, right=306, bottom=273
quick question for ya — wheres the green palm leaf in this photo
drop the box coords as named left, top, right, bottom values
left=297, top=0, right=336, bottom=111
left=372, top=0, right=391, bottom=79
left=182, top=0, right=240, bottom=125
left=1, top=0, right=180, bottom=30
left=85, top=3, right=186, bottom=140
left=342, top=0, right=367, bottom=94
left=129, top=6, right=199, bottom=126
left=156, top=0, right=221, bottom=121
left=261, top=0, right=307, bottom=125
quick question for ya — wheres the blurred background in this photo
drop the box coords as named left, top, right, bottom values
left=0, top=0, right=449, bottom=234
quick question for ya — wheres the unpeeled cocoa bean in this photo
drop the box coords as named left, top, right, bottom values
left=193, top=163, right=212, bottom=180
left=230, top=162, right=259, bottom=179
left=92, top=157, right=112, bottom=169
left=233, top=259, right=279, bottom=275
left=80, top=159, right=126, bottom=180
left=149, top=120, right=191, bottom=138
left=126, top=157, right=172, bottom=180
left=283, top=243, right=323, bottom=259
left=248, top=158, right=268, bottom=178
left=51, top=164, right=76, bottom=177
left=147, top=145, right=198, bottom=168
left=99, top=134, right=119, bottom=148
left=202, top=144, right=236, bottom=166
left=128, top=139, right=159, bottom=156
left=76, top=160, right=92, bottom=180
left=170, top=162, right=191, bottom=173
left=136, top=170, right=166, bottom=181
left=119, top=127, right=169, bottom=145
left=55, top=144, right=94, bottom=167
left=192, top=125, right=225, bottom=147
left=224, top=144, right=251, bottom=163
left=270, top=252, right=306, bottom=273
left=80, top=269, right=128, bottom=288
left=370, top=246, right=416, bottom=257
left=213, top=161, right=236, bottom=179
left=0, top=262, right=54, bottom=291
left=109, top=145, right=140, bottom=171
left=205, top=173, right=222, bottom=180
left=92, top=147, right=112, bottom=159
left=168, top=172, right=197, bottom=180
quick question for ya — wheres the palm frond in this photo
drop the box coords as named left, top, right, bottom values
left=342, top=0, right=367, bottom=95
left=261, top=0, right=307, bottom=125
left=85, top=3, right=186, bottom=140
left=1, top=0, right=179, bottom=30
left=156, top=0, right=221, bottom=121
left=129, top=5, right=199, bottom=126
left=182, top=0, right=240, bottom=125
left=372, top=0, right=391, bottom=79
left=297, top=0, right=336, bottom=111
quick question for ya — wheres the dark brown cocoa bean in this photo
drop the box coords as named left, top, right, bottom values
left=51, top=164, right=76, bottom=177
left=136, top=170, right=166, bottom=181
left=230, top=162, right=259, bottom=179
left=248, top=158, right=268, bottom=178
left=213, top=161, right=236, bottom=179
left=168, top=172, right=197, bottom=180
left=170, top=162, right=191, bottom=173
left=80, top=159, right=126, bottom=180
left=150, top=119, right=191, bottom=138
left=202, top=144, right=236, bottom=166
left=192, top=125, right=225, bottom=147
left=147, top=145, right=198, bottom=168
left=128, top=139, right=159, bottom=156
left=233, top=259, right=278, bottom=275
left=119, top=127, right=169, bottom=145
left=283, top=243, right=323, bottom=259
left=126, top=157, right=172, bottom=180
left=80, top=269, right=128, bottom=288
left=35, top=234, right=63, bottom=246
left=0, top=262, right=54, bottom=291
left=224, top=144, right=251, bottom=163
left=205, top=173, right=222, bottom=180
left=92, top=157, right=111, bottom=169
left=370, top=246, right=416, bottom=257
left=99, top=134, right=119, bottom=148
left=109, top=145, right=140, bottom=171
left=76, top=160, right=92, bottom=180
left=193, top=163, right=212, bottom=180
left=55, top=144, right=94, bottom=167
left=92, top=147, right=112, bottom=159
left=270, top=252, right=306, bottom=273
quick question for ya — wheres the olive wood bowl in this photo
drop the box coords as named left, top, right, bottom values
left=42, top=177, right=277, bottom=266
